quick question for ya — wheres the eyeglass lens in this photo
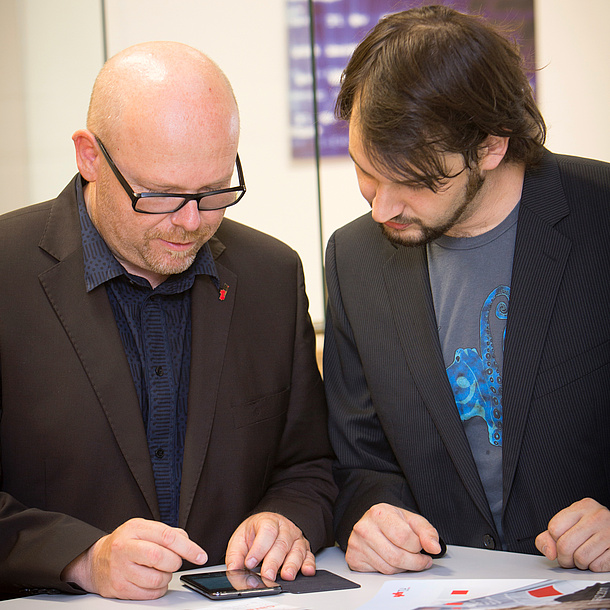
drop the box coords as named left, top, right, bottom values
left=134, top=189, right=242, bottom=213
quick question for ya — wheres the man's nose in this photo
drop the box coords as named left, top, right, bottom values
left=170, top=199, right=202, bottom=232
left=370, top=184, right=405, bottom=224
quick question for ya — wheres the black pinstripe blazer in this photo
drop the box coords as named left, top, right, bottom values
left=324, top=149, right=610, bottom=555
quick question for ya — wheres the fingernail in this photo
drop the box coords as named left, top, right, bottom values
left=264, top=569, right=275, bottom=580
left=196, top=552, right=207, bottom=564
left=246, top=557, right=257, bottom=569
left=284, top=569, right=294, bottom=580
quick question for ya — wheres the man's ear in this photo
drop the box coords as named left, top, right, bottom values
left=479, top=135, right=510, bottom=171
left=72, top=130, right=100, bottom=182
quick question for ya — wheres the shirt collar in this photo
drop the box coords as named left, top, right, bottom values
left=76, top=176, right=220, bottom=293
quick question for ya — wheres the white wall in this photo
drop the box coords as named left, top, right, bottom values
left=534, top=0, right=610, bottom=162
left=0, top=0, right=28, bottom=209
left=0, top=0, right=105, bottom=207
left=2, top=0, right=609, bottom=327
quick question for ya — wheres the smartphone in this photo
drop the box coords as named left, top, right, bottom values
left=181, top=569, right=283, bottom=600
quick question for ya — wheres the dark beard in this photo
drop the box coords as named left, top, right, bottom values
left=381, top=169, right=485, bottom=247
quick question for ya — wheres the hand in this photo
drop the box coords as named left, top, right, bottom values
left=345, top=503, right=442, bottom=574
left=61, top=518, right=207, bottom=599
left=225, top=512, right=315, bottom=581
left=535, top=498, right=610, bottom=571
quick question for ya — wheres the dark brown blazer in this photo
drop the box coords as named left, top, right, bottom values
left=325, top=150, right=610, bottom=555
left=0, top=177, right=336, bottom=597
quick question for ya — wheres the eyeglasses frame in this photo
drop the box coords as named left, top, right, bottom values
left=93, top=135, right=246, bottom=214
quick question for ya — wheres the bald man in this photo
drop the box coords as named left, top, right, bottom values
left=0, top=42, right=335, bottom=600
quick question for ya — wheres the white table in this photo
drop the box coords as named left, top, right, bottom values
left=1, top=545, right=607, bottom=608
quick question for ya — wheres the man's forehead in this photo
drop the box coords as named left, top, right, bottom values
left=347, top=127, right=405, bottom=184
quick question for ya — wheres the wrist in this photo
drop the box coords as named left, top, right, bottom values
left=60, top=539, right=100, bottom=593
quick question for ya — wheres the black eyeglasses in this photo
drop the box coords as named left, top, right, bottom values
left=94, top=135, right=246, bottom=214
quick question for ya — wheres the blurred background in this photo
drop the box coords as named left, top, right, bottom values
left=2, top=0, right=609, bottom=329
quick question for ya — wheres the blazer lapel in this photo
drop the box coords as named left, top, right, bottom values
left=179, top=238, right=236, bottom=528
left=502, top=154, right=571, bottom=505
left=38, top=183, right=159, bottom=519
left=383, top=245, right=495, bottom=526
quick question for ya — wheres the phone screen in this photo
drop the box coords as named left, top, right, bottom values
left=181, top=569, right=282, bottom=600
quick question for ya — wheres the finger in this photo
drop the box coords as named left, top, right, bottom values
left=243, top=520, right=281, bottom=572
left=127, top=538, right=192, bottom=574
left=99, top=579, right=168, bottom=601
left=365, top=508, right=419, bottom=554
left=547, top=507, right=585, bottom=541
left=300, top=549, right=317, bottom=576
left=273, top=539, right=312, bottom=581
left=554, top=526, right=597, bottom=569
left=588, top=547, right=610, bottom=572
left=121, top=561, right=174, bottom=595
left=546, top=499, right=607, bottom=542
left=225, top=527, right=250, bottom=571
left=565, top=529, right=610, bottom=571
left=554, top=527, right=589, bottom=569
left=94, top=533, right=181, bottom=580
left=90, top=545, right=172, bottom=600
left=347, top=526, right=433, bottom=574
left=346, top=533, right=432, bottom=574
left=256, top=530, right=295, bottom=581
left=367, top=505, right=438, bottom=556
left=408, top=515, right=442, bottom=556
left=550, top=499, right=610, bottom=570
left=535, top=531, right=558, bottom=560
left=131, top=520, right=208, bottom=566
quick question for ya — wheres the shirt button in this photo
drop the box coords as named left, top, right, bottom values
left=155, top=448, right=165, bottom=459
left=154, top=366, right=164, bottom=377
left=483, top=534, right=496, bottom=549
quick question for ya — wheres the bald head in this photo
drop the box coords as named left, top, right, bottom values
left=87, top=41, right=239, bottom=159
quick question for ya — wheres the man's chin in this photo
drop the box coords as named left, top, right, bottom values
left=380, top=224, right=430, bottom=248
left=146, top=249, right=200, bottom=277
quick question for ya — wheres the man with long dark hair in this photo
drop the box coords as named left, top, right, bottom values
left=325, top=5, right=609, bottom=574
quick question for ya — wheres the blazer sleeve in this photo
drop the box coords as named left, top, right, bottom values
left=324, top=232, right=420, bottom=549
left=0, top=491, right=105, bottom=597
left=246, top=255, right=337, bottom=553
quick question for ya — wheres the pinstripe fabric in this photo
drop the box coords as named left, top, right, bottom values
left=325, top=149, right=610, bottom=555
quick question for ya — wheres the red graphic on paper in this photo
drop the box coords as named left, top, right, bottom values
left=452, top=590, right=469, bottom=595
left=528, top=586, right=563, bottom=598
left=393, top=591, right=405, bottom=597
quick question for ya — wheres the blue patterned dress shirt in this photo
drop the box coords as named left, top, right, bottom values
left=76, top=177, right=219, bottom=526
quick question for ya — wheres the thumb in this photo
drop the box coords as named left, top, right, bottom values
left=535, top=531, right=557, bottom=560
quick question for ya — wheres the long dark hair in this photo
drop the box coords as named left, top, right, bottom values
left=336, top=5, right=546, bottom=190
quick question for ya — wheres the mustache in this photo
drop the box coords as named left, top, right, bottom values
left=146, top=227, right=208, bottom=242
left=386, top=214, right=422, bottom=227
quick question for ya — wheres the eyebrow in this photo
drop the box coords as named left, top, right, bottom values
left=141, top=170, right=234, bottom=194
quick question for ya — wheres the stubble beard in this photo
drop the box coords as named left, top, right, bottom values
left=140, top=226, right=213, bottom=276
left=381, top=169, right=486, bottom=248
